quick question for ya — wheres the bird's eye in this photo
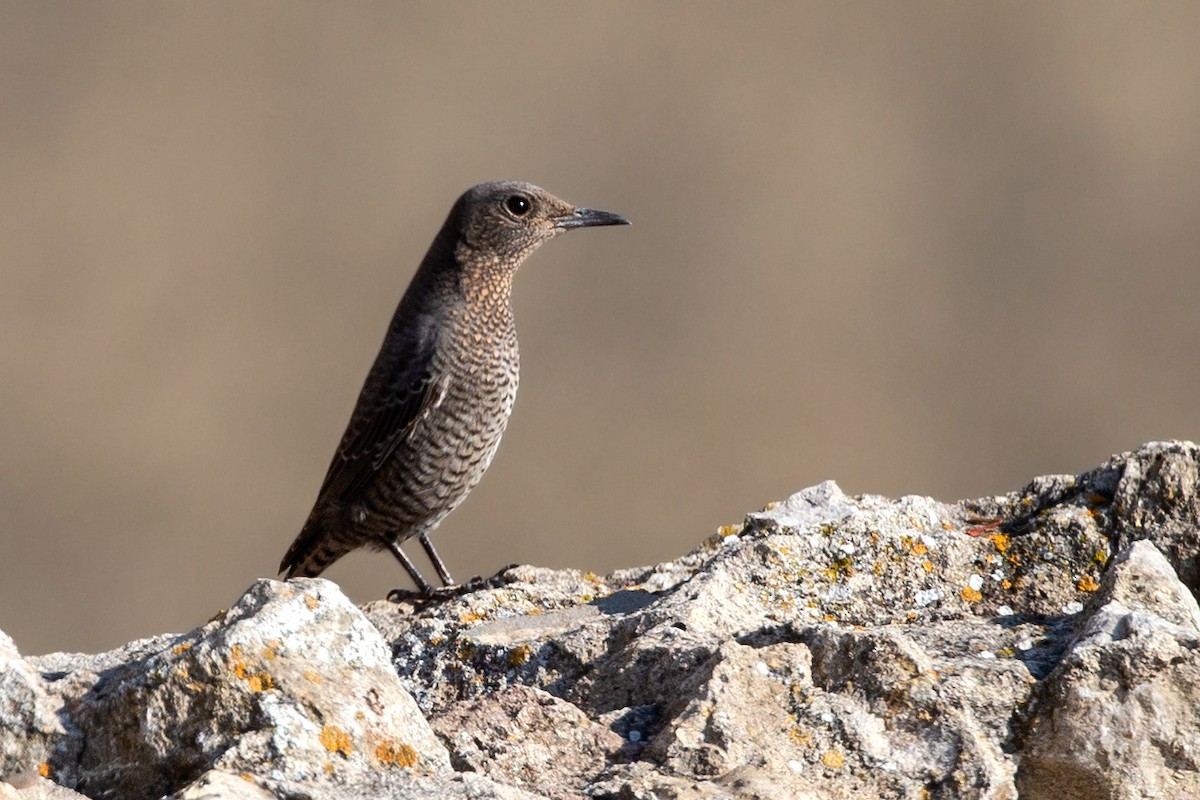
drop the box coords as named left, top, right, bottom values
left=505, top=195, right=531, bottom=216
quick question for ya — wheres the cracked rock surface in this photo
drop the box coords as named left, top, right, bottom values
left=3, top=441, right=1200, bottom=799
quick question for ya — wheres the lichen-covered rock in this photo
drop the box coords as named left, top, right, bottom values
left=8, top=579, right=448, bottom=800
left=3, top=441, right=1200, bottom=799
left=363, top=441, right=1200, bottom=798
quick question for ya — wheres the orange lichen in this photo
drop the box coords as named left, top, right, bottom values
left=376, top=740, right=419, bottom=767
left=960, top=586, right=983, bottom=603
left=37, top=763, right=50, bottom=778
left=788, top=727, right=811, bottom=746
left=911, top=541, right=928, bottom=556
left=319, top=725, right=353, bottom=757
left=247, top=672, right=275, bottom=692
left=305, top=594, right=320, bottom=610
left=921, top=560, right=934, bottom=574
left=1077, top=575, right=1101, bottom=592
left=172, top=643, right=193, bottom=655
left=822, top=750, right=845, bottom=769
left=988, top=533, right=1010, bottom=553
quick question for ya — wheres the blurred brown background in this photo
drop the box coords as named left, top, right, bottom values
left=2, top=2, right=1198, bottom=655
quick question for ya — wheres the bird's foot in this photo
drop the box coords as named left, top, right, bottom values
left=387, top=563, right=521, bottom=605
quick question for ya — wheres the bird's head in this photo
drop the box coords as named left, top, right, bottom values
left=454, top=180, right=629, bottom=268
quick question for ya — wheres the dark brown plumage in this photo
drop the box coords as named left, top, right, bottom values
left=279, top=181, right=628, bottom=593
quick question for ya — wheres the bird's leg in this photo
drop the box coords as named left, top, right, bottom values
left=418, top=532, right=455, bottom=586
left=384, top=538, right=435, bottom=595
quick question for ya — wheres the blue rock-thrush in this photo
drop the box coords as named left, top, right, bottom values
left=279, top=181, right=628, bottom=594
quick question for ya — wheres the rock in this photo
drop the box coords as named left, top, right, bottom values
left=429, top=684, right=626, bottom=798
left=2, top=441, right=1200, bottom=799
left=1016, top=540, right=1200, bottom=799
left=0, top=774, right=90, bottom=800
left=0, top=632, right=65, bottom=781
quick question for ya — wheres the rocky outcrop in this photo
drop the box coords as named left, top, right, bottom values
left=3, top=441, right=1200, bottom=799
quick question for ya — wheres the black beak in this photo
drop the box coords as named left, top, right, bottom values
left=554, top=207, right=631, bottom=230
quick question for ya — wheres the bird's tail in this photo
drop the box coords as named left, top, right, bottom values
left=278, top=514, right=347, bottom=579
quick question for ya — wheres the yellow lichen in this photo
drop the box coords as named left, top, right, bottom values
left=1093, top=549, right=1109, bottom=566
left=989, top=533, right=1010, bottom=553
left=961, top=586, right=983, bottom=603
left=172, top=643, right=192, bottom=655
left=826, top=556, right=854, bottom=582
left=304, top=669, right=322, bottom=684
left=717, top=524, right=741, bottom=538
left=911, top=541, right=928, bottom=556
left=319, top=725, right=353, bottom=757
left=507, top=644, right=533, bottom=667
left=376, top=740, right=419, bottom=767
left=921, top=560, right=933, bottom=574
left=822, top=750, right=845, bottom=769
left=305, top=594, right=320, bottom=610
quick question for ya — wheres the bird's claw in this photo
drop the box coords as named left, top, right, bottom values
left=386, top=563, right=521, bottom=605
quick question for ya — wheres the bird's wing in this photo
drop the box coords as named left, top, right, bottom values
left=314, top=327, right=445, bottom=506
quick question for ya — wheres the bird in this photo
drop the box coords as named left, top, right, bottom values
left=279, top=180, right=629, bottom=595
